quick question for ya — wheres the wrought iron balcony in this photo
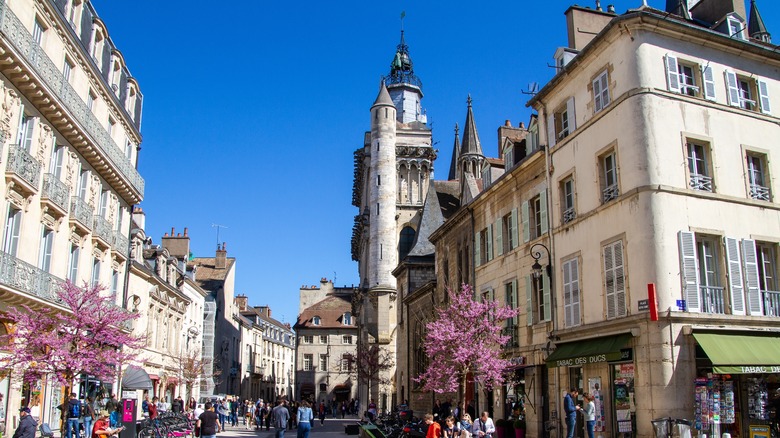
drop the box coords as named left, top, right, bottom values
left=69, top=196, right=93, bottom=233
left=602, top=184, right=619, bottom=203
left=0, top=250, right=63, bottom=306
left=42, top=173, right=69, bottom=216
left=254, top=365, right=265, bottom=375
left=0, top=2, right=144, bottom=199
left=563, top=207, right=576, bottom=224
left=689, top=174, right=713, bottom=192
left=763, top=290, right=780, bottom=317
left=6, top=144, right=41, bottom=195
left=750, top=184, right=771, bottom=201
left=93, top=215, right=113, bottom=247
left=112, top=231, right=129, bottom=258
left=700, top=285, right=725, bottom=314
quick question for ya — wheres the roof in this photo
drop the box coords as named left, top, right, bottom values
left=188, top=257, right=235, bottom=291
left=294, top=295, right=354, bottom=330
left=434, top=180, right=461, bottom=219
left=241, top=306, right=291, bottom=331
left=447, top=123, right=460, bottom=181
left=460, top=95, right=483, bottom=156
left=406, top=184, right=446, bottom=257
left=372, top=81, right=393, bottom=108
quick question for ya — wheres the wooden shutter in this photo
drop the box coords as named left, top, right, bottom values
left=566, top=97, right=576, bottom=131
left=526, top=275, right=533, bottom=326
left=724, top=237, right=746, bottom=315
left=604, top=241, right=627, bottom=319
left=511, top=279, right=518, bottom=325
left=540, top=190, right=549, bottom=235
left=496, top=218, right=503, bottom=256
left=678, top=231, right=701, bottom=312
left=563, top=258, right=580, bottom=328
left=741, top=239, right=763, bottom=315
left=725, top=70, right=740, bottom=107
left=510, top=208, right=518, bottom=250
left=547, top=113, right=556, bottom=147
left=593, top=76, right=603, bottom=111
left=474, top=231, right=481, bottom=267
left=522, top=201, right=530, bottom=243
left=487, top=225, right=493, bottom=262
left=665, top=55, right=680, bottom=93
left=702, top=65, right=716, bottom=101
left=542, top=271, right=552, bottom=322
left=757, top=79, right=771, bottom=114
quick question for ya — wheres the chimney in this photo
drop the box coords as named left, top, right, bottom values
left=565, top=5, right=616, bottom=50
left=162, top=226, right=190, bottom=260
left=132, top=206, right=146, bottom=230
left=215, top=242, right=227, bottom=269
left=235, top=294, right=248, bottom=312
left=690, top=0, right=747, bottom=26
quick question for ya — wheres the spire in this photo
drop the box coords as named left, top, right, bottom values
left=665, top=0, right=691, bottom=19
left=448, top=123, right=461, bottom=181
left=372, top=79, right=393, bottom=108
left=749, top=0, right=772, bottom=43
left=460, top=95, right=483, bottom=156
left=386, top=30, right=422, bottom=90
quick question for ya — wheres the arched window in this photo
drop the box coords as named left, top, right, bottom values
left=399, top=227, right=415, bottom=260
left=312, top=316, right=321, bottom=325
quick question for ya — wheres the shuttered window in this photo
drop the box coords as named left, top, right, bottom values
left=603, top=240, right=627, bottom=319
left=563, top=258, right=581, bottom=327
left=593, top=70, right=610, bottom=113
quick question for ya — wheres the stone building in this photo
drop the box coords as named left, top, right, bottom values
left=0, top=0, right=143, bottom=432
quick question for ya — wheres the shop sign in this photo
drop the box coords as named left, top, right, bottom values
left=714, top=365, right=780, bottom=374
left=121, top=390, right=137, bottom=400
left=555, top=349, right=633, bottom=368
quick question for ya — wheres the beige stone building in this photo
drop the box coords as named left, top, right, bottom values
left=0, top=0, right=143, bottom=432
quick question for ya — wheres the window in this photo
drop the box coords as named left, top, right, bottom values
left=319, top=354, right=327, bottom=372
left=78, top=169, right=90, bottom=200
left=91, top=258, right=101, bottom=287
left=17, top=112, right=35, bottom=152
left=563, top=257, right=581, bottom=327
left=678, top=232, right=735, bottom=315
left=343, top=312, right=352, bottom=325
left=319, top=335, right=327, bottom=344
left=522, top=192, right=548, bottom=243
left=561, top=177, right=576, bottom=224
left=110, top=270, right=119, bottom=301
left=301, top=335, right=313, bottom=344
left=503, top=280, right=518, bottom=347
left=341, top=354, right=352, bottom=372
left=603, top=240, right=627, bottom=319
left=2, top=207, right=22, bottom=256
left=600, top=150, right=619, bottom=202
left=593, top=70, right=610, bottom=113
left=108, top=117, right=115, bottom=138
left=312, top=316, right=321, bottom=326
left=726, top=71, right=771, bottom=113
left=63, top=57, right=74, bottom=83
left=497, top=209, right=518, bottom=255
left=686, top=141, right=713, bottom=192
left=399, top=227, right=415, bottom=260
left=99, top=190, right=109, bottom=218
left=39, top=226, right=54, bottom=272
left=475, top=225, right=493, bottom=266
left=67, top=244, right=79, bottom=283
left=747, top=153, right=770, bottom=201
left=32, top=19, right=45, bottom=45
left=664, top=55, right=717, bottom=100
left=728, top=16, right=746, bottom=39
left=87, top=90, right=96, bottom=112
left=342, top=335, right=352, bottom=344
left=49, top=144, right=65, bottom=178
left=526, top=273, right=550, bottom=325
left=303, top=354, right=313, bottom=372
left=552, top=99, right=575, bottom=141
left=757, top=243, right=778, bottom=292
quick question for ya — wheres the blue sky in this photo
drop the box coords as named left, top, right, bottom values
left=92, top=0, right=779, bottom=324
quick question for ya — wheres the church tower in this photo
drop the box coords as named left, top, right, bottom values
left=351, top=29, right=435, bottom=410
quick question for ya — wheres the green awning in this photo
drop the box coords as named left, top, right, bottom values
left=546, top=334, right=633, bottom=368
left=693, top=332, right=780, bottom=374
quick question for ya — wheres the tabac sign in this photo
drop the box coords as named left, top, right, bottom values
left=551, top=349, right=633, bottom=368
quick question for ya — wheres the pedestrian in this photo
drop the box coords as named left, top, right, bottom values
left=318, top=402, right=326, bottom=425
left=91, top=410, right=125, bottom=438
left=172, top=396, right=183, bottom=414
left=83, top=396, right=96, bottom=438
left=424, top=413, right=441, bottom=438
left=197, top=402, right=220, bottom=438
left=149, top=397, right=159, bottom=420
left=255, top=402, right=264, bottom=430
left=189, top=397, right=197, bottom=412
left=106, top=393, right=119, bottom=427
left=272, top=399, right=291, bottom=438
left=582, top=393, right=596, bottom=438
left=367, top=399, right=377, bottom=422
left=296, top=401, right=313, bottom=438
left=142, top=395, right=150, bottom=418
left=12, top=407, right=36, bottom=438
left=65, top=393, right=81, bottom=438
left=266, top=402, right=273, bottom=430
left=472, top=411, right=495, bottom=438
left=230, top=397, right=238, bottom=427
left=563, top=388, right=581, bottom=438
left=341, top=402, right=346, bottom=419
left=193, top=403, right=205, bottom=436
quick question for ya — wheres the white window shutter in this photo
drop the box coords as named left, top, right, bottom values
left=540, top=190, right=548, bottom=235
left=665, top=55, right=680, bottom=93
left=496, top=218, right=503, bottom=256
left=512, top=279, right=518, bottom=325
left=522, top=201, right=530, bottom=243
left=546, top=114, right=556, bottom=147
left=593, top=76, right=603, bottom=111
left=563, top=259, right=573, bottom=327
left=542, top=272, right=551, bottom=322
left=604, top=241, right=627, bottom=319
left=757, top=79, right=771, bottom=114
left=678, top=231, right=701, bottom=312
left=510, top=208, right=518, bottom=250
left=566, top=97, right=576, bottom=131
left=600, top=72, right=610, bottom=108
left=724, top=237, right=746, bottom=315
left=486, top=225, right=493, bottom=262
left=572, top=259, right=581, bottom=325
left=725, top=70, right=740, bottom=107
left=741, top=239, right=763, bottom=315
left=526, top=275, right=533, bottom=326
left=702, top=65, right=716, bottom=101
left=474, top=232, right=481, bottom=266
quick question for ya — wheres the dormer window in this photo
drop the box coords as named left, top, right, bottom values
left=343, top=312, right=352, bottom=325
left=312, top=316, right=321, bottom=325
left=728, top=16, right=746, bottom=40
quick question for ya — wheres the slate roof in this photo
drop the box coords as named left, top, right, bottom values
left=294, top=294, right=354, bottom=330
left=188, top=257, right=235, bottom=292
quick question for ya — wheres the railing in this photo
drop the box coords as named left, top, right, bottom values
left=6, top=144, right=41, bottom=189
left=42, top=173, right=69, bottom=212
left=563, top=207, right=576, bottom=224
left=602, top=184, right=619, bottom=203
left=112, top=231, right=129, bottom=256
left=763, top=290, right=780, bottom=317
left=254, top=365, right=265, bottom=375
left=502, top=325, right=519, bottom=348
left=0, top=250, right=63, bottom=305
left=750, top=184, right=771, bottom=201
left=0, top=2, right=144, bottom=196
left=69, top=196, right=92, bottom=230
left=701, top=286, right=725, bottom=314
left=690, top=174, right=713, bottom=192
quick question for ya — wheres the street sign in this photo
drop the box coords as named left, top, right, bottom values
left=638, top=299, right=649, bottom=311
left=676, top=299, right=687, bottom=311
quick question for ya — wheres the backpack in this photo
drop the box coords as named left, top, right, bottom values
left=68, top=400, right=80, bottom=418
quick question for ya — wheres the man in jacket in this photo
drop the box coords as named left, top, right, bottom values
left=13, top=407, right=37, bottom=438
left=271, top=399, right=290, bottom=438
left=563, top=388, right=581, bottom=438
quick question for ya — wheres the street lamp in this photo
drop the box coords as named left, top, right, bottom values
left=529, top=243, right=552, bottom=280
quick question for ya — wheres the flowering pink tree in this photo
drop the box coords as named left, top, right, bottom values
left=416, top=284, right=519, bottom=412
left=0, top=282, right=144, bottom=392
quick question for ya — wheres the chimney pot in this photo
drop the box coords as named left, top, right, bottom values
left=607, top=4, right=615, bottom=12
left=519, top=122, right=526, bottom=129
left=164, top=233, right=169, bottom=237
left=504, top=120, right=512, bottom=127
left=171, top=227, right=175, bottom=236
left=184, top=227, right=188, bottom=236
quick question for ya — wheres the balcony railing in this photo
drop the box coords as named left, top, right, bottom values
left=112, top=231, right=129, bottom=256
left=42, top=173, right=69, bottom=213
left=0, top=2, right=144, bottom=197
left=0, top=250, right=63, bottom=306
left=93, top=216, right=112, bottom=245
left=69, top=196, right=93, bottom=231
left=701, top=285, right=725, bottom=314
left=602, top=184, right=619, bottom=203
left=763, top=290, right=780, bottom=317
left=7, top=144, right=41, bottom=189
left=563, top=207, right=576, bottom=224
left=690, top=174, right=713, bottom=192
left=750, top=184, right=771, bottom=201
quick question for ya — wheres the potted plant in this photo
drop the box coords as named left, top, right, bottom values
left=513, top=419, right=526, bottom=438
left=495, top=419, right=508, bottom=438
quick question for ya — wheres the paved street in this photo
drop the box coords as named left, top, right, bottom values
left=219, top=416, right=362, bottom=438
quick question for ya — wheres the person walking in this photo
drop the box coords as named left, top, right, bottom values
left=472, top=412, right=495, bottom=438
left=83, top=396, right=96, bottom=438
left=13, top=408, right=36, bottom=438
left=296, top=401, right=313, bottom=438
left=65, top=393, right=81, bottom=438
left=563, top=388, right=581, bottom=438
left=318, top=402, right=326, bottom=425
left=197, top=403, right=220, bottom=438
left=582, top=393, right=596, bottom=438
left=272, top=399, right=291, bottom=438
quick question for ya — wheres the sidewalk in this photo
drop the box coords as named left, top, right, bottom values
left=219, top=416, right=361, bottom=438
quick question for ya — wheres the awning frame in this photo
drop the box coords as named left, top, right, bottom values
left=546, top=333, right=634, bottom=368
